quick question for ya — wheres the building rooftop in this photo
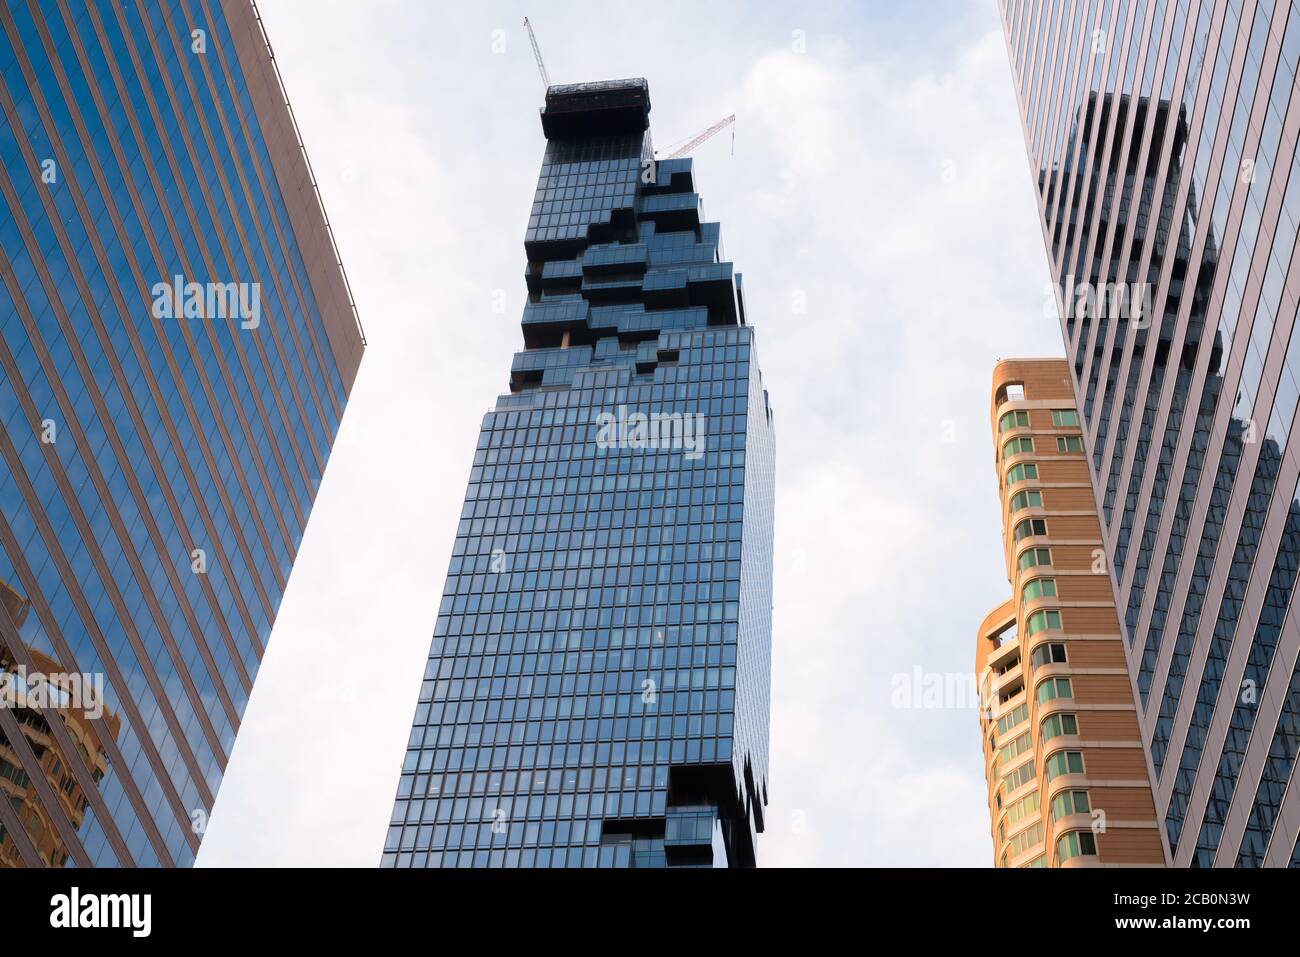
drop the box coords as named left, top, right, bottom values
left=540, top=77, right=651, bottom=138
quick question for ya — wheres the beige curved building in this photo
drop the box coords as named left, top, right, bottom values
left=978, top=358, right=1165, bottom=867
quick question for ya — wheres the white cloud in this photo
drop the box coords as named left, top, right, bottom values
left=198, top=0, right=1054, bottom=867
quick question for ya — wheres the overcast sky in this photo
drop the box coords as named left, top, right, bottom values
left=196, top=0, right=1058, bottom=867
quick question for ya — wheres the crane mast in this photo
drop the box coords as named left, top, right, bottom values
left=523, top=17, right=550, bottom=89
left=658, top=114, right=736, bottom=159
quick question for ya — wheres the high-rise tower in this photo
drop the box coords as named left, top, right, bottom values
left=0, top=0, right=364, bottom=866
left=383, top=79, right=775, bottom=868
left=978, top=358, right=1165, bottom=867
left=1002, top=0, right=1300, bottom=865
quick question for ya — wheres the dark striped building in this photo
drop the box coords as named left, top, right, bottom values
left=0, top=1, right=364, bottom=866
left=1002, top=0, right=1300, bottom=866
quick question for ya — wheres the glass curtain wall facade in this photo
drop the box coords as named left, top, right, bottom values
left=1002, top=0, right=1300, bottom=866
left=383, top=78, right=775, bottom=869
left=0, top=0, right=365, bottom=866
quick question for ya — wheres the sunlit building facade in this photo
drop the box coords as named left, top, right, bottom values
left=1002, top=0, right=1300, bottom=865
left=978, top=358, right=1165, bottom=867
left=0, top=1, right=364, bottom=865
left=383, top=78, right=775, bottom=868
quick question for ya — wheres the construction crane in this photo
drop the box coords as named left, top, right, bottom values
left=523, top=17, right=550, bottom=89
left=656, top=114, right=736, bottom=160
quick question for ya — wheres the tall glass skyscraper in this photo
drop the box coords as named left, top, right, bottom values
left=383, top=78, right=775, bottom=868
left=1002, top=0, right=1300, bottom=866
left=0, top=0, right=364, bottom=866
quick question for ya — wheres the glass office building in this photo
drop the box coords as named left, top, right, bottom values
left=1002, top=0, right=1300, bottom=865
left=383, top=78, right=775, bottom=868
left=0, top=0, right=364, bottom=866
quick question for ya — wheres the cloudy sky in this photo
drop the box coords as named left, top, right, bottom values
left=197, top=0, right=1059, bottom=867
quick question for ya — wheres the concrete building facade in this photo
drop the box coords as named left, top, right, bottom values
left=978, top=358, right=1165, bottom=867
